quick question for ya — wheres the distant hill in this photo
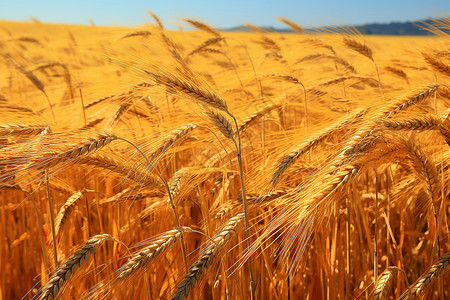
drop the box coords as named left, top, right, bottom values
left=225, top=19, right=449, bottom=35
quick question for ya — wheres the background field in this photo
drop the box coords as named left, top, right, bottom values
left=1, top=16, right=450, bottom=299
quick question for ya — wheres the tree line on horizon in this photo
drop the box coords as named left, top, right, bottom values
left=225, top=18, right=450, bottom=35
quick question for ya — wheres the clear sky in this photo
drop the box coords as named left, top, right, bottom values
left=0, top=0, right=448, bottom=29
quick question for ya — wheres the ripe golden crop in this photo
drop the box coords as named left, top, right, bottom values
left=1, top=16, right=450, bottom=299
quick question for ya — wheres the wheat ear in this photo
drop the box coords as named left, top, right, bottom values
left=423, top=53, right=450, bottom=77
left=205, top=109, right=234, bottom=139
left=76, top=153, right=160, bottom=187
left=398, top=252, right=450, bottom=299
left=383, top=83, right=440, bottom=118
left=120, top=31, right=152, bottom=39
left=263, top=73, right=308, bottom=127
left=115, top=227, right=192, bottom=282
left=6, top=56, right=56, bottom=121
left=239, top=103, right=281, bottom=134
left=272, top=108, right=367, bottom=185
left=34, top=133, right=118, bottom=171
left=184, top=19, right=221, bottom=37
left=0, top=123, right=50, bottom=137
left=187, top=37, right=225, bottom=57
left=54, top=190, right=91, bottom=237
left=39, top=234, right=118, bottom=300
left=145, top=70, right=229, bottom=112
left=276, top=16, right=303, bottom=33
left=172, top=214, right=244, bottom=300
left=343, top=36, right=385, bottom=96
left=379, top=114, right=443, bottom=131
left=385, top=66, right=410, bottom=84
left=257, top=35, right=281, bottom=53
left=147, top=10, right=164, bottom=29
left=344, top=37, right=373, bottom=60
left=369, top=266, right=400, bottom=300
left=0, top=133, right=118, bottom=186
left=31, top=62, right=74, bottom=101
left=150, top=124, right=198, bottom=161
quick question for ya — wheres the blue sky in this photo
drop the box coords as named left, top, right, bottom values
left=0, top=0, right=448, bottom=28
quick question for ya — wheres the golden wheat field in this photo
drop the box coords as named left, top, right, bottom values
left=1, top=15, right=450, bottom=299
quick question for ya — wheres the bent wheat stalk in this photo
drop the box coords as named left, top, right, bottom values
left=115, top=136, right=189, bottom=272
left=140, top=66, right=255, bottom=295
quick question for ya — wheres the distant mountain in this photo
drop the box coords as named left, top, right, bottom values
left=224, top=19, right=449, bottom=36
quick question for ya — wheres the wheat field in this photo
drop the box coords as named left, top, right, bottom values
left=1, top=15, right=450, bottom=299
